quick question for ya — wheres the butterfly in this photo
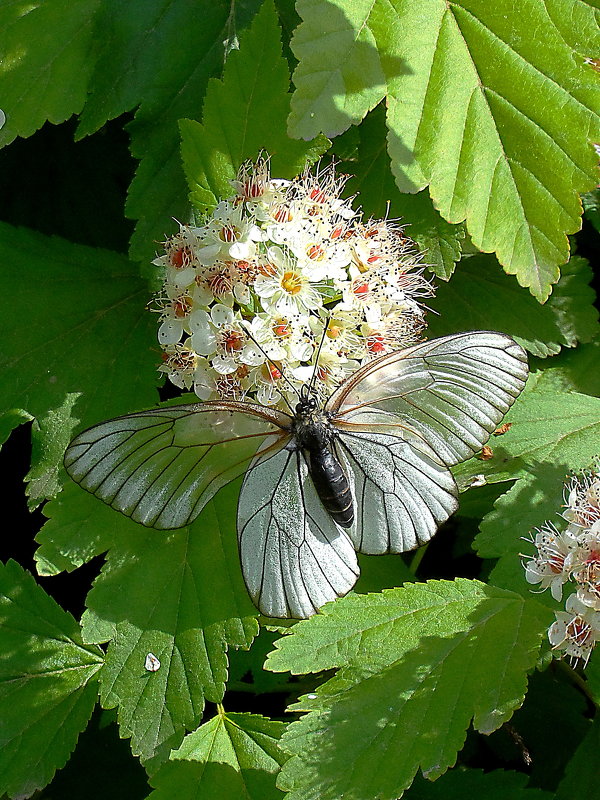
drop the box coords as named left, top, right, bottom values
left=64, top=331, right=528, bottom=619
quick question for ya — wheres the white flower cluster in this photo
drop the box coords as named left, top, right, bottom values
left=152, top=157, right=433, bottom=408
left=524, top=469, right=600, bottom=665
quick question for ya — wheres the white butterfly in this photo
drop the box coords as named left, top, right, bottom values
left=64, top=331, right=528, bottom=619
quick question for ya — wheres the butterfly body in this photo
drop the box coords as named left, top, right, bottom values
left=64, top=331, right=529, bottom=619
left=290, top=396, right=354, bottom=528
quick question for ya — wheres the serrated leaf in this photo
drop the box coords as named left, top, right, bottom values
left=502, top=390, right=600, bottom=466
left=406, top=768, right=554, bottom=799
left=474, top=463, right=568, bottom=600
left=386, top=1, right=599, bottom=301
left=82, top=483, right=258, bottom=760
left=25, top=393, right=80, bottom=509
left=0, top=222, right=159, bottom=439
left=75, top=0, right=263, bottom=264
left=289, top=1, right=600, bottom=300
left=0, top=0, right=100, bottom=147
left=35, top=481, right=142, bottom=576
left=180, top=0, right=328, bottom=212
left=0, top=559, right=103, bottom=798
left=267, top=579, right=550, bottom=800
left=427, top=254, right=599, bottom=357
left=0, top=408, right=33, bottom=446
left=146, top=711, right=287, bottom=800
left=528, top=340, right=600, bottom=396
left=334, top=104, right=464, bottom=280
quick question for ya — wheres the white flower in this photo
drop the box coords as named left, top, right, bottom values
left=254, top=246, right=323, bottom=318
left=194, top=357, right=251, bottom=401
left=152, top=157, right=434, bottom=408
left=563, top=471, right=600, bottom=530
left=158, top=342, right=199, bottom=390
left=548, top=593, right=600, bottom=665
left=523, top=522, right=577, bottom=601
left=157, top=286, right=194, bottom=345
left=569, top=530, right=600, bottom=609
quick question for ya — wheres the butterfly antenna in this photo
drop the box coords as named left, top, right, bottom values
left=307, top=313, right=331, bottom=399
left=240, top=322, right=299, bottom=411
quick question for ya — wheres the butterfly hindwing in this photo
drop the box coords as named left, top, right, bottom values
left=64, top=402, right=290, bottom=529
left=335, top=420, right=459, bottom=554
left=237, top=444, right=359, bottom=618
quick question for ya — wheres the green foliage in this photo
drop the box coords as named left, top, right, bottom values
left=180, top=0, right=329, bottom=213
left=0, top=0, right=598, bottom=797
left=289, top=0, right=600, bottom=301
left=147, top=711, right=288, bottom=799
left=0, top=560, right=103, bottom=797
left=267, top=580, right=551, bottom=800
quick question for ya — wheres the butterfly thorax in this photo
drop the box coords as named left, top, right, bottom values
left=291, top=397, right=354, bottom=528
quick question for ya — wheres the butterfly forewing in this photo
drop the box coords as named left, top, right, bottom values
left=237, top=445, right=359, bottom=618
left=64, top=402, right=291, bottom=529
left=327, top=332, right=528, bottom=466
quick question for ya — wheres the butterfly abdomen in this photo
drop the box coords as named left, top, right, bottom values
left=293, top=407, right=354, bottom=529
left=306, top=444, right=354, bottom=528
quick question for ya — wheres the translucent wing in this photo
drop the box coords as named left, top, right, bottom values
left=327, top=331, right=528, bottom=466
left=334, top=414, right=458, bottom=553
left=237, top=445, right=360, bottom=618
left=326, top=331, right=528, bottom=554
left=64, top=402, right=291, bottom=529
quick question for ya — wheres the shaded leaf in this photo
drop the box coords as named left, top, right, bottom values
left=180, top=0, right=328, bottom=213
left=86, top=0, right=264, bottom=263
left=0, top=559, right=103, bottom=798
left=427, top=255, right=599, bottom=357
left=406, top=768, right=553, bottom=799
left=147, top=711, right=288, bottom=800
left=0, top=0, right=100, bottom=147
left=527, top=339, right=600, bottom=397
left=556, top=718, right=600, bottom=800
left=82, top=483, right=258, bottom=760
left=267, top=579, right=551, bottom=800
left=474, top=463, right=568, bottom=600
left=0, top=222, right=159, bottom=439
left=25, top=393, right=80, bottom=509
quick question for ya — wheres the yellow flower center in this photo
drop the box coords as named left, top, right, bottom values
left=281, top=271, right=303, bottom=295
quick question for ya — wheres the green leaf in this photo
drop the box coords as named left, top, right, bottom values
left=528, top=339, right=600, bottom=396
left=0, top=408, right=33, bottom=446
left=0, top=0, right=100, bottom=147
left=268, top=580, right=550, bottom=800
left=405, top=768, right=554, bottom=799
left=82, top=483, right=258, bottom=760
left=582, top=188, right=600, bottom=234
left=76, top=0, right=263, bottom=264
left=289, top=0, right=388, bottom=138
left=289, top=1, right=600, bottom=300
left=25, top=393, right=80, bottom=509
left=502, top=390, right=600, bottom=466
left=35, top=481, right=142, bottom=576
left=474, top=463, right=568, bottom=600
left=556, top=718, right=600, bottom=800
left=0, top=559, right=103, bottom=798
left=334, top=104, right=465, bottom=280
left=180, top=0, right=328, bottom=213
left=147, top=711, right=288, bottom=800
left=0, top=222, right=159, bottom=439
left=584, top=648, right=600, bottom=706
left=427, top=254, right=599, bottom=357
